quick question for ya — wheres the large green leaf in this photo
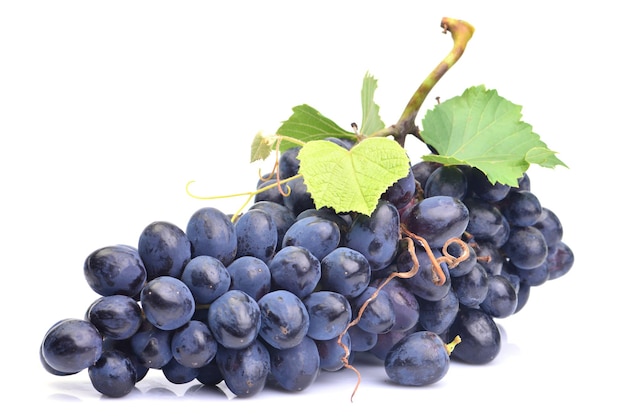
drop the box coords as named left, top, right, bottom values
left=276, top=104, right=357, bottom=152
left=297, top=137, right=410, bottom=215
left=420, top=85, right=567, bottom=186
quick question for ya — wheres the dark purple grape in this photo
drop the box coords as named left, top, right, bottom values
left=195, top=359, right=223, bottom=386
left=449, top=308, right=501, bottom=364
left=447, top=240, right=477, bottom=277
left=101, top=338, right=148, bottom=382
left=315, top=332, right=350, bottom=372
left=180, top=255, right=231, bottom=304
left=282, top=215, right=340, bottom=261
left=498, top=190, right=543, bottom=227
left=88, top=349, right=137, bottom=397
left=502, top=226, right=548, bottom=270
left=216, top=339, right=270, bottom=398
left=162, top=357, right=199, bottom=384
left=475, top=241, right=505, bottom=275
left=375, top=278, right=420, bottom=332
left=368, top=328, right=412, bottom=360
left=320, top=247, right=371, bottom=299
left=546, top=241, right=574, bottom=279
left=382, top=163, right=416, bottom=209
left=226, top=256, right=271, bottom=301
left=463, top=197, right=508, bottom=244
left=467, top=168, right=511, bottom=202
left=278, top=146, right=301, bottom=179
left=302, top=291, right=352, bottom=340
left=86, top=295, right=143, bottom=340
left=295, top=207, right=351, bottom=232
left=255, top=175, right=284, bottom=205
left=489, top=215, right=511, bottom=248
left=41, top=318, right=103, bottom=374
left=40, top=341, right=78, bottom=376
left=186, top=207, right=237, bottom=266
left=424, top=165, right=468, bottom=200
left=249, top=201, right=297, bottom=250
left=324, top=136, right=355, bottom=149
left=258, top=289, right=310, bottom=349
left=411, top=160, right=442, bottom=189
left=533, top=207, right=564, bottom=247
left=140, top=275, right=195, bottom=331
left=451, top=263, right=489, bottom=308
left=268, top=245, right=321, bottom=298
left=235, top=208, right=278, bottom=263
left=282, top=176, right=315, bottom=216
left=171, top=320, right=217, bottom=369
left=384, top=331, right=450, bottom=386
left=499, top=260, right=521, bottom=292
left=398, top=244, right=451, bottom=302
left=352, top=286, right=396, bottom=334
left=402, top=195, right=469, bottom=248
left=207, top=289, right=261, bottom=350
left=417, top=289, right=459, bottom=335
left=348, top=325, right=378, bottom=352
left=138, top=220, right=191, bottom=280
left=344, top=200, right=400, bottom=271
left=130, top=320, right=173, bottom=369
left=515, top=260, right=550, bottom=286
left=479, top=274, right=518, bottom=318
left=83, top=245, right=147, bottom=297
left=267, top=336, right=320, bottom=392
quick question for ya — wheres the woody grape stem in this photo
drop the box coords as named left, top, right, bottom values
left=390, top=17, right=475, bottom=147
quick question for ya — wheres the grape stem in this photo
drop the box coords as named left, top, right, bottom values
left=339, top=236, right=421, bottom=402
left=338, top=233, right=469, bottom=401
left=445, top=335, right=462, bottom=355
left=371, top=17, right=475, bottom=147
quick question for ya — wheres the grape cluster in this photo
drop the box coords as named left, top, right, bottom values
left=40, top=140, right=574, bottom=399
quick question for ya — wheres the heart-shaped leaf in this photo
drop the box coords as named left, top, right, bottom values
left=297, top=137, right=410, bottom=215
left=420, top=85, right=566, bottom=185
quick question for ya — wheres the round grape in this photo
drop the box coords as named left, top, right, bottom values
left=83, top=245, right=147, bottom=297
left=88, top=349, right=137, bottom=398
left=385, top=331, right=450, bottom=386
left=207, top=289, right=261, bottom=349
left=41, top=318, right=103, bottom=374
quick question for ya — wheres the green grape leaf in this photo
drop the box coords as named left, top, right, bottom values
left=250, top=131, right=276, bottom=163
left=276, top=104, right=357, bottom=152
left=360, top=72, right=385, bottom=136
left=420, top=85, right=567, bottom=186
left=297, top=137, right=410, bottom=215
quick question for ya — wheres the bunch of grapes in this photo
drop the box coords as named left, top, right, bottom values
left=39, top=140, right=574, bottom=399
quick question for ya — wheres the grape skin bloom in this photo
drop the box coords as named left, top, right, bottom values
left=41, top=150, right=576, bottom=398
left=385, top=331, right=451, bottom=386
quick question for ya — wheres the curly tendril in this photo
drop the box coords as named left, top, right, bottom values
left=338, top=236, right=421, bottom=402
left=339, top=229, right=471, bottom=401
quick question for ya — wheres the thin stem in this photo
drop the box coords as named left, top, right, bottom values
left=440, top=237, right=471, bottom=268
left=392, top=17, right=475, bottom=147
left=400, top=224, right=449, bottom=286
left=339, top=237, right=420, bottom=402
left=445, top=335, right=462, bottom=355
left=186, top=173, right=303, bottom=222
left=186, top=173, right=303, bottom=201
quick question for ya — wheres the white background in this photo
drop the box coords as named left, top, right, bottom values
left=1, top=1, right=622, bottom=415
